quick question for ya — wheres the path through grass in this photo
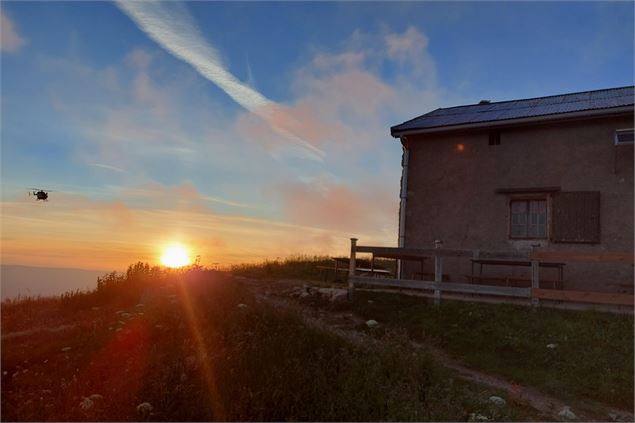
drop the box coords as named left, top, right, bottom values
left=350, top=290, right=634, bottom=411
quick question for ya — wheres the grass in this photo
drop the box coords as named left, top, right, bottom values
left=230, top=256, right=634, bottom=411
left=349, top=290, right=634, bottom=410
left=1, top=265, right=536, bottom=421
left=231, top=254, right=396, bottom=282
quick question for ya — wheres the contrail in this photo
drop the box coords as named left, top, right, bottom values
left=115, top=1, right=325, bottom=160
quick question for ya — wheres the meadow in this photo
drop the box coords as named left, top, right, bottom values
left=2, top=262, right=533, bottom=421
left=2, top=258, right=632, bottom=421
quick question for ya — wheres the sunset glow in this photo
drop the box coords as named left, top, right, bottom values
left=161, top=244, right=191, bottom=268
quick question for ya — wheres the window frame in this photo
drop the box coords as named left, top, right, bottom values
left=614, top=128, right=634, bottom=146
left=508, top=194, right=550, bottom=240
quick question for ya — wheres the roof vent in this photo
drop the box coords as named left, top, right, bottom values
left=479, top=100, right=491, bottom=105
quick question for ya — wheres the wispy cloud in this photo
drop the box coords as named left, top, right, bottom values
left=0, top=9, right=27, bottom=53
left=115, top=1, right=325, bottom=160
left=89, top=163, right=127, bottom=173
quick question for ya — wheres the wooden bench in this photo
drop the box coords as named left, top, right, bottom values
left=414, top=272, right=450, bottom=282
left=470, top=259, right=565, bottom=290
left=465, top=275, right=562, bottom=290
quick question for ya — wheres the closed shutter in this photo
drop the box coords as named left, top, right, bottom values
left=552, top=191, right=600, bottom=243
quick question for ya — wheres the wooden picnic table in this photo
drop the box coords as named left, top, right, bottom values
left=469, top=258, right=565, bottom=289
left=317, top=258, right=392, bottom=282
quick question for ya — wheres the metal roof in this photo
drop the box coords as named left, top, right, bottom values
left=391, top=86, right=634, bottom=137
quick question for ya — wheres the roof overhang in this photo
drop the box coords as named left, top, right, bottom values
left=390, top=106, right=634, bottom=139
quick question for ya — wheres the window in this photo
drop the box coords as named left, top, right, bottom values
left=551, top=191, right=600, bottom=243
left=510, top=199, right=547, bottom=239
left=615, top=129, right=634, bottom=146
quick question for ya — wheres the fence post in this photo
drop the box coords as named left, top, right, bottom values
left=434, top=239, right=443, bottom=305
left=348, top=238, right=358, bottom=300
left=531, top=260, right=540, bottom=308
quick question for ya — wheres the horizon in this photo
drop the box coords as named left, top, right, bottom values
left=1, top=1, right=633, bottom=293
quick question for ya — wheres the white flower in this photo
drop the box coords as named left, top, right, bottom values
left=488, top=395, right=506, bottom=406
left=558, top=406, right=577, bottom=420
left=136, top=402, right=153, bottom=416
left=366, top=320, right=379, bottom=327
left=237, top=303, right=248, bottom=309
left=546, top=343, right=557, bottom=349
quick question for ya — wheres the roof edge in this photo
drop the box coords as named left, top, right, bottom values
left=391, top=105, right=634, bottom=138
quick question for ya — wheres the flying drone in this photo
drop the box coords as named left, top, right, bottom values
left=28, top=188, right=54, bottom=201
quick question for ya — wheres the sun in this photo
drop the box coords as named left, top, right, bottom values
left=161, top=244, right=191, bottom=268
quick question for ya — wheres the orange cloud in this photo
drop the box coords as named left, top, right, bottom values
left=280, top=180, right=398, bottom=234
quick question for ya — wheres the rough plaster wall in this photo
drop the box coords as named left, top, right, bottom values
left=402, top=115, right=634, bottom=292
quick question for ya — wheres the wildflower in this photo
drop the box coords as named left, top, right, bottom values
left=468, top=413, right=489, bottom=422
left=136, top=402, right=153, bottom=416
left=365, top=319, right=379, bottom=328
left=546, top=343, right=557, bottom=349
left=488, top=395, right=506, bottom=406
left=558, top=406, right=577, bottom=420
left=80, top=397, right=94, bottom=411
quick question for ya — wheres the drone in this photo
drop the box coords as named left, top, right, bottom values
left=28, top=188, right=54, bottom=201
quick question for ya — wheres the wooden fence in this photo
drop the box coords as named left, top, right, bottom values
left=347, top=238, right=634, bottom=308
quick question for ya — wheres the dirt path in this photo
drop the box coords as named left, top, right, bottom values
left=1, top=323, right=78, bottom=340
left=243, top=277, right=634, bottom=422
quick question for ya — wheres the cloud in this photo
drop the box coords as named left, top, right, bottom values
left=1, top=9, right=27, bottom=53
left=89, top=163, right=127, bottom=173
left=17, top=24, right=452, bottom=270
left=386, top=26, right=429, bottom=62
left=280, top=179, right=397, bottom=234
left=115, top=1, right=325, bottom=160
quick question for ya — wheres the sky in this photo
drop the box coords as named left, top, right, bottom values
left=1, top=1, right=633, bottom=273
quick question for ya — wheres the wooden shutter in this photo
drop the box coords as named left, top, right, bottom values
left=551, top=191, right=600, bottom=243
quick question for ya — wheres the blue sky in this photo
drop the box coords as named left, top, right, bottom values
left=1, top=1, right=633, bottom=270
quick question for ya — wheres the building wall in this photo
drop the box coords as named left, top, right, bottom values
left=402, top=114, right=634, bottom=292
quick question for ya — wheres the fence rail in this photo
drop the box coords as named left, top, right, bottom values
left=347, top=238, right=634, bottom=308
left=352, top=276, right=531, bottom=298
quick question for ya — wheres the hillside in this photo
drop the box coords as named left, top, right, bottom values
left=1, top=264, right=633, bottom=421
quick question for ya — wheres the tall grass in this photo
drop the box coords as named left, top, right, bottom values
left=2, top=269, right=531, bottom=421
left=230, top=255, right=396, bottom=281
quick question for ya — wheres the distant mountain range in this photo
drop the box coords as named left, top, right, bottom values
left=1, top=265, right=111, bottom=300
